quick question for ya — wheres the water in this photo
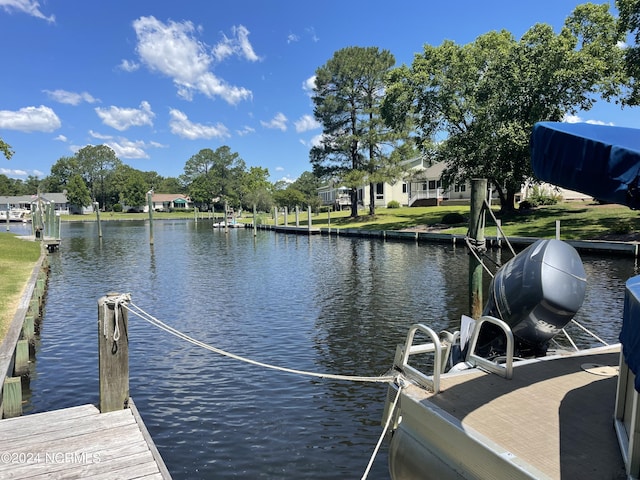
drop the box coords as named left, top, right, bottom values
left=12, top=220, right=637, bottom=479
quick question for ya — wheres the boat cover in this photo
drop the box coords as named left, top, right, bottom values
left=530, top=122, right=640, bottom=209
left=621, top=276, right=640, bottom=392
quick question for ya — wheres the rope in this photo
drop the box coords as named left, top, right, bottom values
left=123, top=301, right=395, bottom=384
left=570, top=319, right=609, bottom=346
left=464, top=236, right=495, bottom=278
left=102, top=293, right=131, bottom=341
left=483, top=199, right=516, bottom=256
left=361, top=376, right=406, bottom=480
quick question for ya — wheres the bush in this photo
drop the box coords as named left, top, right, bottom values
left=442, top=212, right=465, bottom=225
left=387, top=200, right=401, bottom=209
left=112, top=204, right=123, bottom=212
left=519, top=200, right=532, bottom=210
left=525, top=186, right=561, bottom=207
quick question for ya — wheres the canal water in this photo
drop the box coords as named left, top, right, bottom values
left=11, top=220, right=637, bottom=479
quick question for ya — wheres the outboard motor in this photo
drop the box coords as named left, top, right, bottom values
left=477, top=239, right=587, bottom=358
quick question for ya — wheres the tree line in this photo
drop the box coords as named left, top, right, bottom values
left=0, top=144, right=322, bottom=214
left=2, top=1, right=640, bottom=215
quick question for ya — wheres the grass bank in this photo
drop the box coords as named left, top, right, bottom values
left=0, top=233, right=41, bottom=339
left=60, top=201, right=639, bottom=241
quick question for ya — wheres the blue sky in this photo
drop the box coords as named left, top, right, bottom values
left=1, top=0, right=638, bottom=184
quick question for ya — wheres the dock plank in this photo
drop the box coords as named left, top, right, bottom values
left=0, top=403, right=170, bottom=479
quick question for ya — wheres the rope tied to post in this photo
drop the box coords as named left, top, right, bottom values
left=102, top=293, right=131, bottom=342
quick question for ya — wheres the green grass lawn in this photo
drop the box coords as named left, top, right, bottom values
left=0, top=233, right=42, bottom=338
left=60, top=201, right=640, bottom=240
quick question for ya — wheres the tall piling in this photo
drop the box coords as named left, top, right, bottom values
left=469, top=179, right=487, bottom=319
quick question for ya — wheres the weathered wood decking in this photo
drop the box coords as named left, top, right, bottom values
left=0, top=399, right=170, bottom=479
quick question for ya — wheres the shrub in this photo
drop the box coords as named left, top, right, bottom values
left=387, top=200, right=401, bottom=209
left=519, top=200, right=532, bottom=210
left=112, top=203, right=123, bottom=212
left=612, top=220, right=633, bottom=235
left=442, top=212, right=465, bottom=225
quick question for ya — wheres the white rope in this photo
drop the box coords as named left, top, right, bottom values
left=570, top=319, right=609, bottom=346
left=103, top=293, right=131, bottom=341
left=361, top=376, right=406, bottom=480
left=123, top=301, right=395, bottom=384
left=483, top=199, right=516, bottom=256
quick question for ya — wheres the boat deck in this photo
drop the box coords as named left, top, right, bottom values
left=0, top=401, right=171, bottom=479
left=405, top=346, right=626, bottom=479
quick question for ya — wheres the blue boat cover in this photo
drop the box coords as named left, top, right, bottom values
left=621, top=276, right=640, bottom=391
left=530, top=122, right=640, bottom=209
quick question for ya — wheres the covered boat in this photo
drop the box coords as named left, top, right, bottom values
left=383, top=122, right=640, bottom=479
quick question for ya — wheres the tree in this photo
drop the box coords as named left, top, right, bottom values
left=0, top=139, right=13, bottom=160
left=183, top=146, right=246, bottom=210
left=122, top=170, right=148, bottom=209
left=239, top=166, right=273, bottom=211
left=273, top=187, right=306, bottom=211
left=383, top=3, right=624, bottom=211
left=311, top=46, right=404, bottom=217
left=66, top=174, right=92, bottom=211
left=43, top=156, right=81, bottom=193
left=617, top=0, right=640, bottom=104
left=75, top=145, right=121, bottom=209
left=290, top=171, right=322, bottom=210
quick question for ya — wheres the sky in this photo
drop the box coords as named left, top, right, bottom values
left=1, top=0, right=639, bottom=185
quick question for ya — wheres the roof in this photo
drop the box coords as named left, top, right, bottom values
left=152, top=193, right=190, bottom=202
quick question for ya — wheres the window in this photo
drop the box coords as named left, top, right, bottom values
left=376, top=182, right=384, bottom=200
left=428, top=180, right=436, bottom=190
left=402, top=183, right=407, bottom=193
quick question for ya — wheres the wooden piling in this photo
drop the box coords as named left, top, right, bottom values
left=2, top=377, right=22, bottom=418
left=14, top=340, right=29, bottom=376
left=94, top=202, right=103, bottom=238
left=253, top=204, right=257, bottom=237
left=98, top=294, right=129, bottom=413
left=147, top=193, right=154, bottom=245
left=469, top=179, right=487, bottom=319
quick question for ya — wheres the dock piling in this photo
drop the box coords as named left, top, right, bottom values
left=98, top=293, right=129, bottom=413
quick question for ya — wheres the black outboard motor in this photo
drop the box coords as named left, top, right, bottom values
left=477, top=239, right=587, bottom=358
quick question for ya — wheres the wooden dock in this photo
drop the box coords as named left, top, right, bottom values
left=0, top=400, right=171, bottom=479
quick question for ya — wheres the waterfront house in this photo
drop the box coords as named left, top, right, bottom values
left=143, top=193, right=193, bottom=212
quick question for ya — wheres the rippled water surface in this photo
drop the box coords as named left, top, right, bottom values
left=17, top=220, right=638, bottom=479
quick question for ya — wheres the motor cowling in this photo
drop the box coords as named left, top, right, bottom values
left=479, top=239, right=587, bottom=357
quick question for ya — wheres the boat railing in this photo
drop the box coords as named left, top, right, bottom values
left=399, top=324, right=445, bottom=393
left=466, top=315, right=514, bottom=379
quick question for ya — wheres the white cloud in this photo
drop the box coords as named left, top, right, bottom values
left=0, top=167, right=28, bottom=176
left=213, top=25, right=260, bottom=62
left=294, top=114, right=320, bottom=133
left=54, top=134, right=67, bottom=142
left=261, top=112, right=287, bottom=131
left=44, top=89, right=99, bottom=105
left=118, top=59, right=140, bottom=72
left=303, top=75, right=316, bottom=96
left=132, top=16, right=254, bottom=105
left=0, top=105, right=60, bottom=132
left=287, top=33, right=299, bottom=44
left=562, top=113, right=614, bottom=126
left=169, top=109, right=230, bottom=140
left=236, top=126, right=255, bottom=136
left=0, top=0, right=54, bottom=23
left=87, top=130, right=166, bottom=159
left=95, top=101, right=155, bottom=131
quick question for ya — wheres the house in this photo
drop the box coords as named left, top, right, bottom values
left=143, top=193, right=192, bottom=212
left=0, top=193, right=93, bottom=215
left=318, top=158, right=476, bottom=209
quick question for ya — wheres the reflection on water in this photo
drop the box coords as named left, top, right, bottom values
left=16, top=220, right=637, bottom=479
